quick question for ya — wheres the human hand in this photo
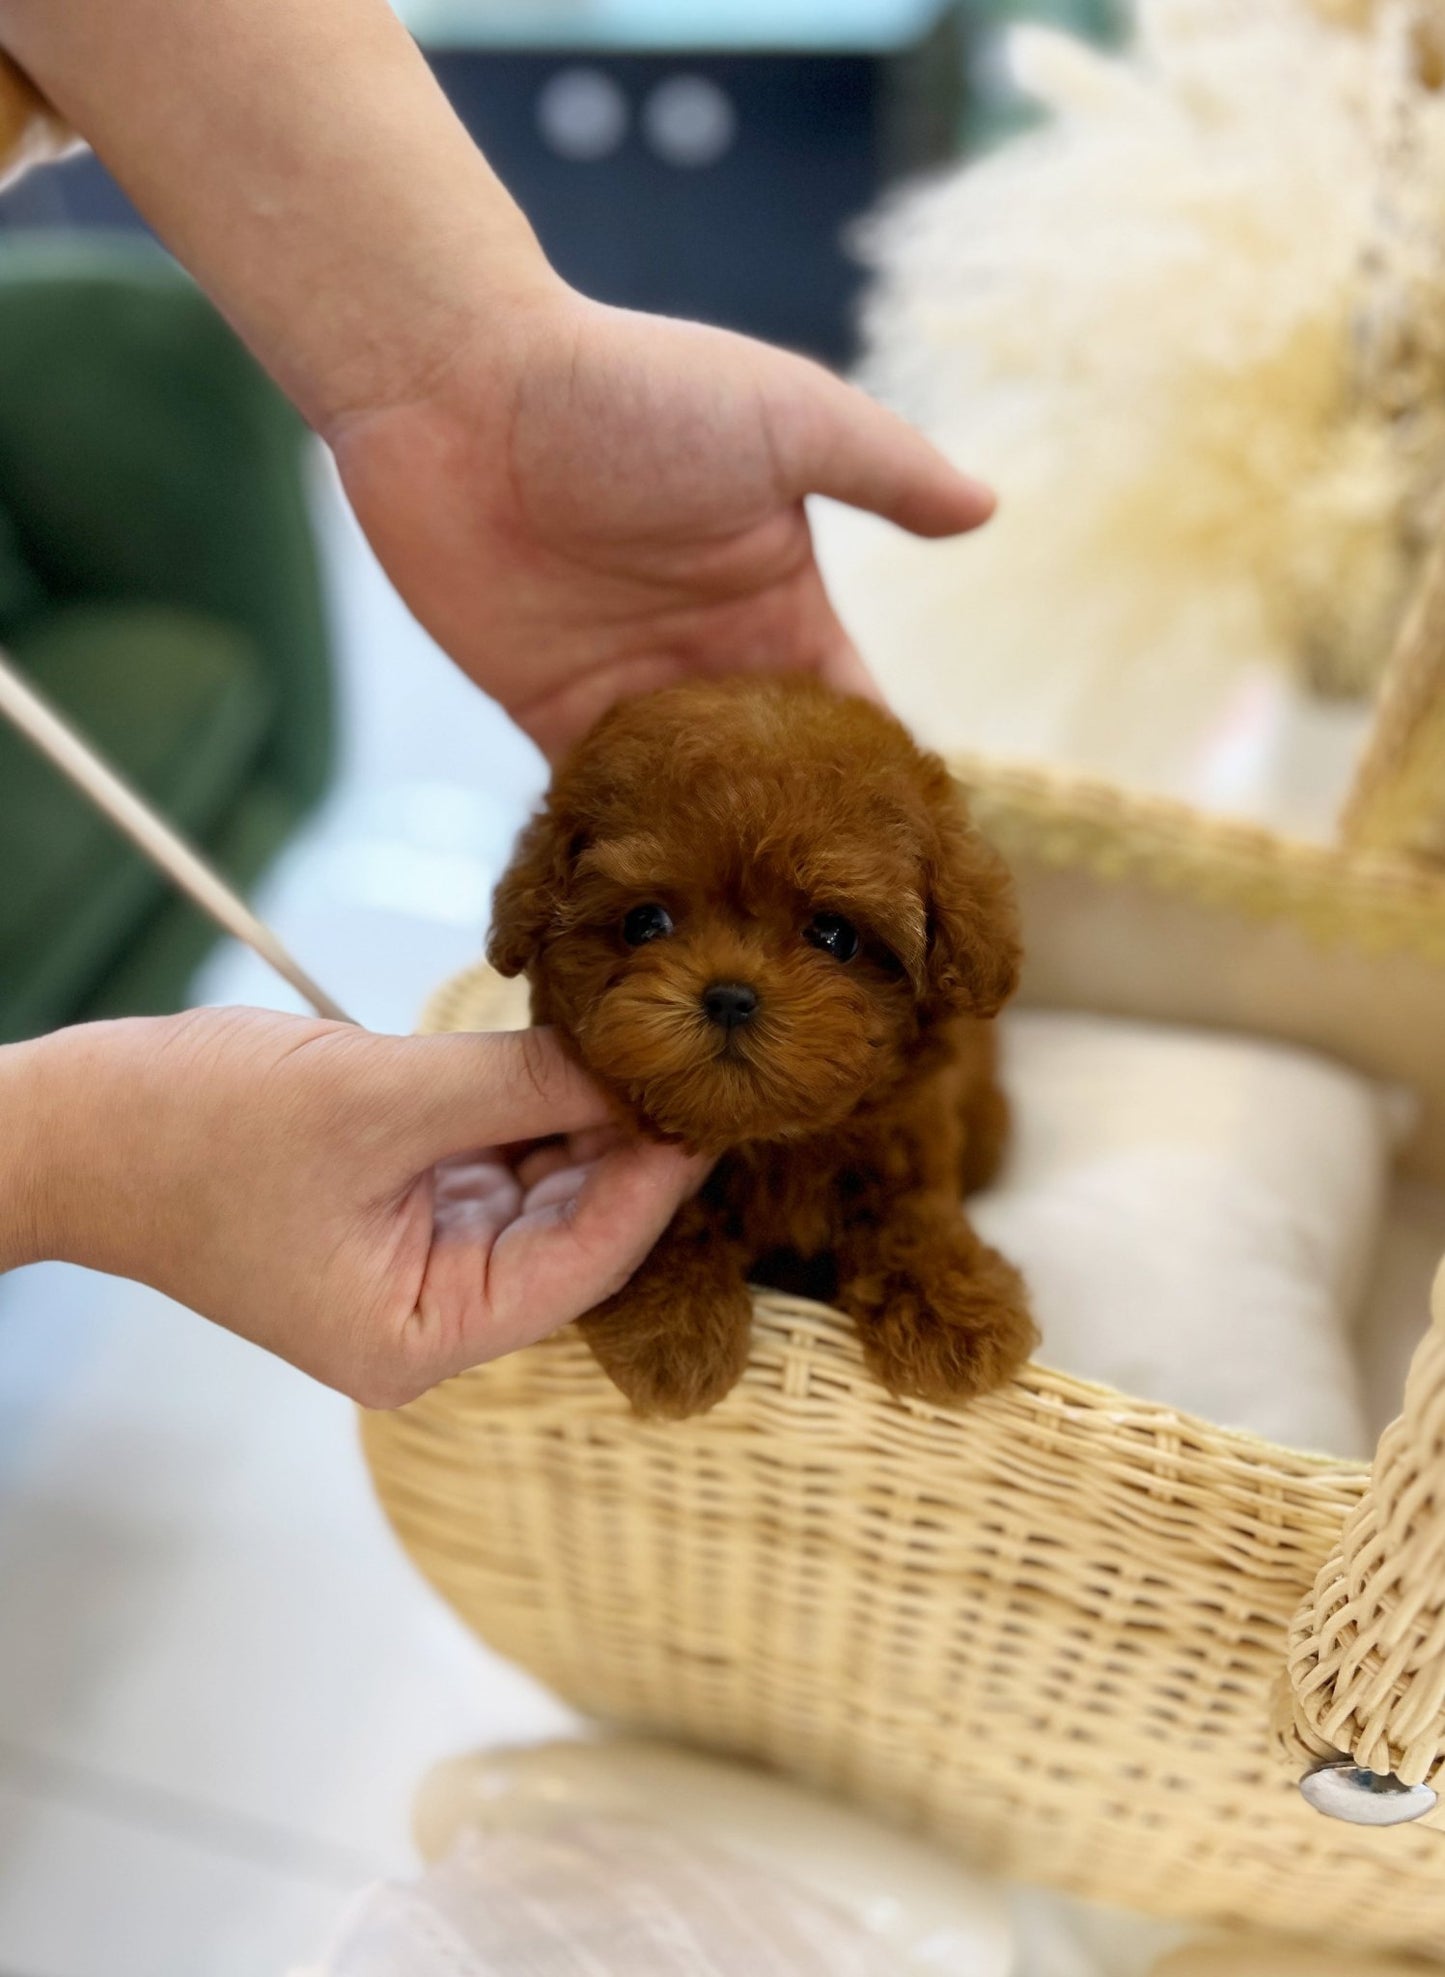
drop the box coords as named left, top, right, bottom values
left=0, top=0, right=989, bottom=757
left=2, top=1007, right=704, bottom=1407
left=329, top=285, right=994, bottom=758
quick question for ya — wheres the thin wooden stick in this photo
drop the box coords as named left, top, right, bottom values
left=0, top=644, right=355, bottom=1024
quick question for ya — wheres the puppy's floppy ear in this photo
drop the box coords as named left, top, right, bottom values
left=486, top=805, right=577, bottom=978
left=923, top=779, right=1021, bottom=1020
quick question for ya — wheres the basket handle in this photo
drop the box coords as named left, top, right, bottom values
left=1274, top=1258, right=1445, bottom=1794
left=1340, top=529, right=1445, bottom=863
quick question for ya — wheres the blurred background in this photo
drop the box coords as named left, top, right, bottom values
left=1, top=0, right=1124, bottom=363
left=0, top=4, right=1125, bottom=1973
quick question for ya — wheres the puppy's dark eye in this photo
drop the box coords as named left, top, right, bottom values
left=622, top=902, right=674, bottom=946
left=804, top=912, right=860, bottom=963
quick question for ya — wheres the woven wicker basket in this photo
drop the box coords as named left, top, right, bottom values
left=363, top=538, right=1445, bottom=1961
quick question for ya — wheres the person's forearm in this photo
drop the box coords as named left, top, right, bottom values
left=0, top=0, right=557, bottom=430
left=0, top=1020, right=182, bottom=1282
left=0, top=1026, right=128, bottom=1276
left=0, top=1035, right=52, bottom=1272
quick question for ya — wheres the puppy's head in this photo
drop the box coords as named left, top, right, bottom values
left=488, top=678, right=1019, bottom=1155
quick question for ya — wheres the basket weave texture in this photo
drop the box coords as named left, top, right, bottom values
left=365, top=543, right=1445, bottom=1957
left=365, top=960, right=1445, bottom=1961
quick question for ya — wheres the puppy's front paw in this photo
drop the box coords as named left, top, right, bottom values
left=580, top=1279, right=753, bottom=1420
left=843, top=1242, right=1036, bottom=1407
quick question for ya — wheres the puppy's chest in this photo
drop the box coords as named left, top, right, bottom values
left=706, top=1122, right=933, bottom=1263
left=710, top=1148, right=840, bottom=1261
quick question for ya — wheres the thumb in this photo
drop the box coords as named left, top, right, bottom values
left=768, top=349, right=995, bottom=539
left=381, top=1027, right=619, bottom=1164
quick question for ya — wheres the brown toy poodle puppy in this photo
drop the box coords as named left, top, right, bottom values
left=488, top=675, right=1037, bottom=1418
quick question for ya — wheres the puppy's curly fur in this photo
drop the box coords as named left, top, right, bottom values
left=488, top=676, right=1037, bottom=1418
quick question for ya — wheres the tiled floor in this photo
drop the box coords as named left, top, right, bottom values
left=0, top=456, right=575, bottom=1976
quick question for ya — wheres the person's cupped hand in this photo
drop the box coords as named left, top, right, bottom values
left=328, top=282, right=994, bottom=760
left=18, top=1007, right=704, bottom=1407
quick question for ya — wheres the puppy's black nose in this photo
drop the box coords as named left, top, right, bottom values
left=702, top=981, right=759, bottom=1030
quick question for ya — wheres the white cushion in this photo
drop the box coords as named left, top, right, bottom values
left=969, top=1012, right=1405, bottom=1458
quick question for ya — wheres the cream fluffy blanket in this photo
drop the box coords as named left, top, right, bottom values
left=818, top=0, right=1445, bottom=792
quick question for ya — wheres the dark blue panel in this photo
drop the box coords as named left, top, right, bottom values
left=431, top=51, right=879, bottom=360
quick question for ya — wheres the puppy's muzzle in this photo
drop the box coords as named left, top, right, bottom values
left=701, top=980, right=759, bottom=1031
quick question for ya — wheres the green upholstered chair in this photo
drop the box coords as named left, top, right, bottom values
left=0, top=237, right=335, bottom=1042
